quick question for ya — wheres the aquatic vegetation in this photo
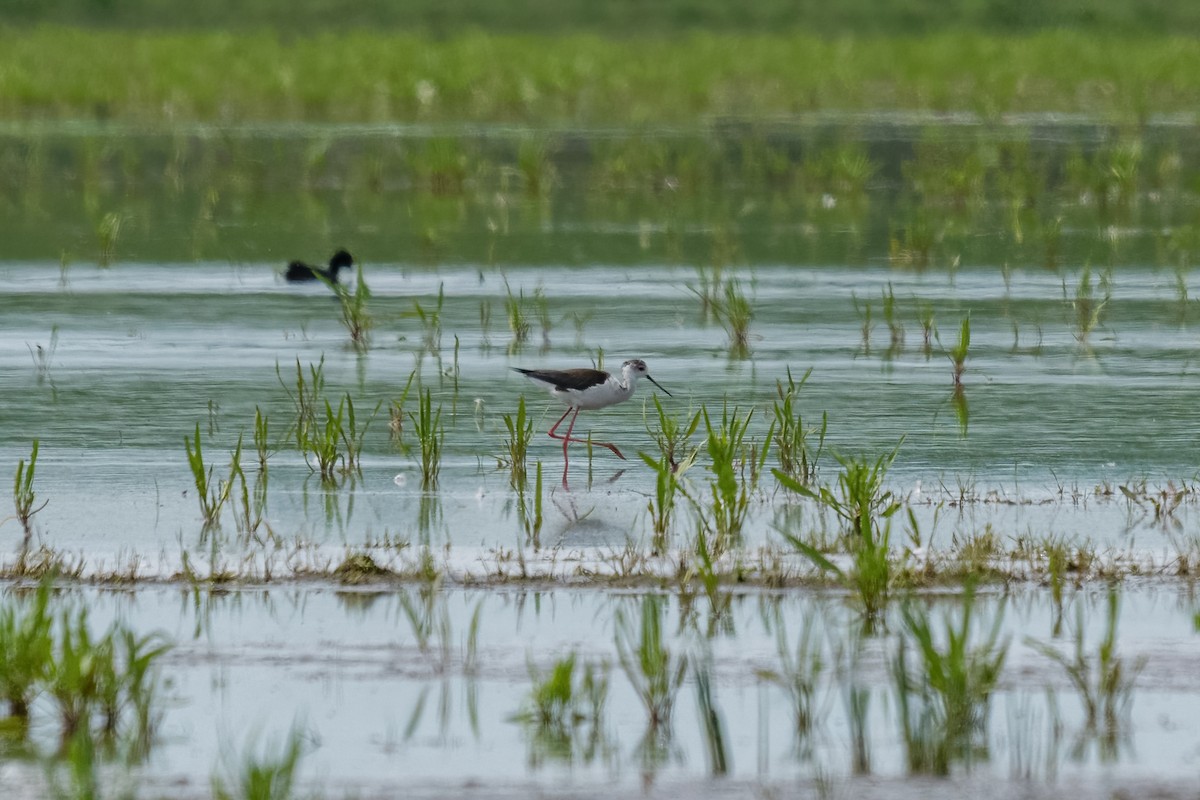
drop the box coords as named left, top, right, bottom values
left=1069, top=266, right=1112, bottom=343
left=27, top=325, right=59, bottom=386
left=11, top=439, right=47, bottom=547
left=1026, top=590, right=1145, bottom=738
left=881, top=283, right=904, bottom=353
left=95, top=211, right=124, bottom=267
left=334, top=265, right=372, bottom=352
left=892, top=588, right=1009, bottom=774
left=707, top=278, right=754, bottom=356
left=691, top=404, right=768, bottom=546
left=0, top=579, right=54, bottom=720
left=278, top=357, right=325, bottom=453
left=758, top=605, right=826, bottom=748
left=516, top=462, right=544, bottom=547
left=513, top=651, right=608, bottom=735
left=640, top=396, right=701, bottom=541
left=504, top=279, right=532, bottom=348
left=614, top=595, right=687, bottom=732
left=693, top=653, right=729, bottom=776
left=184, top=423, right=232, bottom=528
left=212, top=726, right=306, bottom=800
left=387, top=369, right=419, bottom=452
left=941, top=316, right=971, bottom=387
left=410, top=389, right=444, bottom=490
left=771, top=368, right=826, bottom=487
left=500, top=395, right=533, bottom=488
left=774, top=443, right=904, bottom=621
left=0, top=590, right=173, bottom=752
left=404, top=282, right=445, bottom=355
left=252, top=407, right=273, bottom=472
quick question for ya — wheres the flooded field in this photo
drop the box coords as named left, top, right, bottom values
left=3, top=122, right=1200, bottom=797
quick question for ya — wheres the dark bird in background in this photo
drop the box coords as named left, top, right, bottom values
left=285, top=249, right=354, bottom=283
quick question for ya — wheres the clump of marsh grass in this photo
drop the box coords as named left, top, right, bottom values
left=333, top=265, right=372, bottom=352
left=774, top=442, right=904, bottom=624
left=12, top=440, right=48, bottom=549
left=691, top=274, right=754, bottom=357
left=615, top=595, right=687, bottom=733
left=504, top=279, right=532, bottom=350
left=0, top=585, right=172, bottom=754
left=278, top=357, right=325, bottom=452
left=892, top=587, right=1009, bottom=774
left=640, top=396, right=701, bottom=544
left=511, top=652, right=609, bottom=763
left=688, top=404, right=769, bottom=548
left=410, top=389, right=444, bottom=490
left=404, top=282, right=444, bottom=355
left=185, top=423, right=232, bottom=529
left=881, top=283, right=905, bottom=355
left=516, top=462, right=544, bottom=548
left=500, top=395, right=533, bottom=489
left=27, top=325, right=59, bottom=386
left=1068, top=266, right=1112, bottom=344
left=1025, top=591, right=1145, bottom=744
left=96, top=211, right=125, bottom=267
left=771, top=368, right=826, bottom=487
left=212, top=726, right=306, bottom=800
left=0, top=579, right=54, bottom=721
left=757, top=605, right=826, bottom=752
left=939, top=315, right=971, bottom=387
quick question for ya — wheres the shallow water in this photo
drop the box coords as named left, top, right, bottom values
left=3, top=124, right=1200, bottom=796
left=5, top=585, right=1200, bottom=799
left=2, top=259, right=1200, bottom=559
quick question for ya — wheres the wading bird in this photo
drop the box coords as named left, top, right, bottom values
left=513, top=359, right=671, bottom=489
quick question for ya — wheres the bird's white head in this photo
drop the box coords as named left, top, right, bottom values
left=621, top=359, right=672, bottom=396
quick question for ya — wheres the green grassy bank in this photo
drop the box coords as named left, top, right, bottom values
left=1, top=27, right=1197, bottom=125
left=8, top=0, right=1200, bottom=35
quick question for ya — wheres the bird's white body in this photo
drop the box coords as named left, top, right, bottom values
left=513, top=359, right=671, bottom=488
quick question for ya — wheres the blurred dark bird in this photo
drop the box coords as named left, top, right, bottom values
left=284, top=249, right=354, bottom=283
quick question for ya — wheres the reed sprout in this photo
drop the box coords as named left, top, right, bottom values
left=615, top=595, right=687, bottom=732
left=1069, top=266, right=1111, bottom=343
left=516, top=462, right=544, bottom=547
left=1025, top=590, right=1144, bottom=738
left=758, top=606, right=825, bottom=746
left=405, top=282, right=445, bottom=354
left=771, top=368, right=826, bottom=487
left=213, top=726, right=306, bottom=800
left=185, top=423, right=231, bottom=528
left=692, top=404, right=769, bottom=546
left=513, top=652, right=608, bottom=740
left=12, top=439, right=48, bottom=547
left=0, top=579, right=54, bottom=720
left=940, top=316, right=970, bottom=387
left=892, top=588, right=1009, bottom=774
left=96, top=211, right=124, bottom=267
left=409, top=389, right=444, bottom=489
left=501, top=395, right=533, bottom=488
left=775, top=443, right=903, bottom=622
left=504, top=279, right=532, bottom=349
left=27, top=325, right=59, bottom=386
left=640, top=395, right=701, bottom=542
left=334, top=265, right=372, bottom=351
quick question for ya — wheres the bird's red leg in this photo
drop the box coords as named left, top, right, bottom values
left=561, top=408, right=581, bottom=488
left=546, top=409, right=625, bottom=460
left=546, top=407, right=573, bottom=441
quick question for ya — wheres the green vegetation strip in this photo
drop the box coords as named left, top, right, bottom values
left=2, top=28, right=1199, bottom=124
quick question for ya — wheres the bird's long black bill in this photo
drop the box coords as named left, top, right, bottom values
left=647, top=375, right=673, bottom=397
